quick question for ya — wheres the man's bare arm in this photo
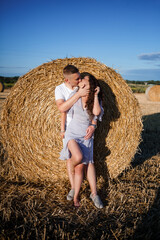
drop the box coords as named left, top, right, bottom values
left=56, top=86, right=89, bottom=112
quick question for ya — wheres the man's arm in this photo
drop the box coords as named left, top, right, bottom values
left=56, top=86, right=89, bottom=113
left=60, top=112, right=66, bottom=139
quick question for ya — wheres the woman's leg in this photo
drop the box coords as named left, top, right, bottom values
left=74, top=163, right=84, bottom=207
left=67, top=139, right=83, bottom=206
left=86, top=163, right=97, bottom=197
left=87, top=163, right=104, bottom=208
left=68, top=139, right=83, bottom=168
left=66, top=158, right=75, bottom=200
left=66, top=158, right=75, bottom=189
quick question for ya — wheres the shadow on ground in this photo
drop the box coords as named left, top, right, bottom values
left=132, top=187, right=160, bottom=240
left=94, top=79, right=120, bottom=205
left=131, top=113, right=160, bottom=168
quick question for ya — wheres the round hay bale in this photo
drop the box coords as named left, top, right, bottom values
left=0, top=82, right=4, bottom=92
left=145, top=85, right=160, bottom=102
left=0, top=57, right=142, bottom=183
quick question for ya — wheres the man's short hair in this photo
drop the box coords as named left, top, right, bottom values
left=63, top=65, right=79, bottom=75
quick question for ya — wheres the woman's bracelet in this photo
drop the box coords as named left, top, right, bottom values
left=90, top=123, right=97, bottom=129
left=61, top=130, right=65, bottom=133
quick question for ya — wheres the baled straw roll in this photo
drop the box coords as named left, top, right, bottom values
left=0, top=82, right=4, bottom=92
left=0, top=57, right=142, bottom=183
left=145, top=85, right=160, bottom=102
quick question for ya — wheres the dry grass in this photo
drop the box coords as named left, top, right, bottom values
left=0, top=152, right=160, bottom=239
left=134, top=93, right=160, bottom=116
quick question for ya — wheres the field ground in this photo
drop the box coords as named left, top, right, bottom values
left=134, top=93, right=160, bottom=116
left=0, top=89, right=160, bottom=240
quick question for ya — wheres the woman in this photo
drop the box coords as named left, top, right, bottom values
left=60, top=72, right=104, bottom=208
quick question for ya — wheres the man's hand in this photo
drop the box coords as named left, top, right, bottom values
left=78, top=84, right=90, bottom=97
left=60, top=131, right=65, bottom=139
left=84, top=125, right=95, bottom=140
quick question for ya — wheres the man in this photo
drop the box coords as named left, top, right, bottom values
left=55, top=65, right=96, bottom=200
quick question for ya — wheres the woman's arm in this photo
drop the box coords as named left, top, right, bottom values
left=92, top=87, right=101, bottom=116
left=85, top=87, right=101, bottom=140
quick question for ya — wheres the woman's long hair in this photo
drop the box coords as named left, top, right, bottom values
left=80, top=72, right=103, bottom=120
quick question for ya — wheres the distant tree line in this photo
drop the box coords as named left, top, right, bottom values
left=126, top=80, right=160, bottom=85
left=0, top=76, right=160, bottom=86
left=0, top=76, right=19, bottom=84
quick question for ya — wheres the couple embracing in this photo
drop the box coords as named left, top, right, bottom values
left=55, top=65, right=104, bottom=208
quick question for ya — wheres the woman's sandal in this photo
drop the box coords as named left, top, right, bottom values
left=67, top=189, right=75, bottom=201
left=90, top=193, right=104, bottom=209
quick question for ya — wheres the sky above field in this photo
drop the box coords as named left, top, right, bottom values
left=0, top=0, right=160, bottom=80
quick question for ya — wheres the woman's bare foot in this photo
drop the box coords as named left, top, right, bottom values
left=74, top=198, right=80, bottom=208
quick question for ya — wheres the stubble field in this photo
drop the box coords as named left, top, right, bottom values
left=0, top=89, right=160, bottom=240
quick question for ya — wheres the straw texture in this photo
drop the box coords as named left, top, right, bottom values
left=0, top=57, right=142, bottom=183
left=146, top=85, right=160, bottom=102
left=0, top=82, right=4, bottom=92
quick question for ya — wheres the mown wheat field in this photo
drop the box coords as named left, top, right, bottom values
left=0, top=89, right=160, bottom=240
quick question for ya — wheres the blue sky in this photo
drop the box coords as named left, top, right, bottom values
left=0, top=0, right=160, bottom=80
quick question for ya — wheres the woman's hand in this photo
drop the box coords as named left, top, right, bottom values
left=84, top=125, right=95, bottom=139
left=95, top=86, right=100, bottom=95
